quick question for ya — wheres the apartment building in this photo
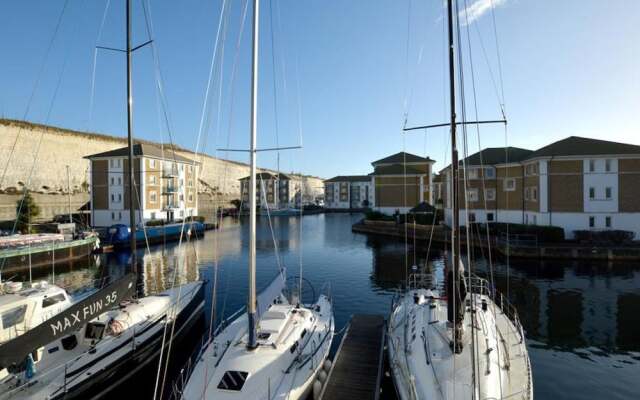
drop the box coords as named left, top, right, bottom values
left=324, top=176, right=372, bottom=209
left=371, top=152, right=435, bottom=214
left=86, top=144, right=198, bottom=227
left=442, top=137, right=640, bottom=239
left=239, top=172, right=297, bottom=209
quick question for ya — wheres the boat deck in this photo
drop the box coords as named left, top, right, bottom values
left=320, top=314, right=386, bottom=400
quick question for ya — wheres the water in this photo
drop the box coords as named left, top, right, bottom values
left=20, top=213, right=640, bottom=399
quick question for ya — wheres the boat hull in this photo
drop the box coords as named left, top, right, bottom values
left=0, top=237, right=99, bottom=273
left=106, top=223, right=205, bottom=248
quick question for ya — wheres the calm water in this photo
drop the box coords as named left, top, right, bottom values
left=22, top=213, right=640, bottom=399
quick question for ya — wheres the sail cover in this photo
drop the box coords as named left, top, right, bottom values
left=256, top=268, right=286, bottom=320
left=0, top=273, right=136, bottom=369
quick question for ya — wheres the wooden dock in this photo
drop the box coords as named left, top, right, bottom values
left=320, top=314, right=386, bottom=400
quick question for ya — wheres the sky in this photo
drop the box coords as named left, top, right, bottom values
left=0, top=0, right=638, bottom=178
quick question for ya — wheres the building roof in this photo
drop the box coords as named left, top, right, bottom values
left=439, top=146, right=533, bottom=172
left=525, top=136, right=640, bottom=159
left=370, top=164, right=427, bottom=175
left=324, top=175, right=371, bottom=183
left=371, top=152, right=434, bottom=166
left=238, top=172, right=291, bottom=181
left=85, top=143, right=197, bottom=164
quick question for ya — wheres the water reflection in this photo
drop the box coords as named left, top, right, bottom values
left=10, top=213, right=639, bottom=399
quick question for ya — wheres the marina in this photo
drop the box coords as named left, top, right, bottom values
left=3, top=214, right=639, bottom=399
left=0, top=0, right=638, bottom=398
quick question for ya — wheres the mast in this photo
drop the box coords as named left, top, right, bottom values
left=247, top=0, right=260, bottom=349
left=125, top=0, right=137, bottom=269
left=446, top=0, right=463, bottom=351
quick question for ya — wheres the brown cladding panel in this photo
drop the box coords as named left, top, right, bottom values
left=92, top=160, right=108, bottom=186
left=619, top=159, right=640, bottom=172
left=92, top=186, right=108, bottom=210
left=549, top=175, right=583, bottom=212
left=549, top=160, right=582, bottom=174
left=619, top=174, right=640, bottom=212
left=123, top=159, right=142, bottom=210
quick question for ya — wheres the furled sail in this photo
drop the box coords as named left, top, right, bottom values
left=0, top=273, right=136, bottom=369
left=256, top=268, right=286, bottom=320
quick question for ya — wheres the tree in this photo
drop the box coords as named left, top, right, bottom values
left=16, top=191, right=40, bottom=233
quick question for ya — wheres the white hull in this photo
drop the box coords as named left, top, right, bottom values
left=388, top=278, right=533, bottom=400
left=0, top=281, right=204, bottom=400
left=181, top=294, right=333, bottom=400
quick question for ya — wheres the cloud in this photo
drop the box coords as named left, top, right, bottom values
left=459, top=0, right=507, bottom=26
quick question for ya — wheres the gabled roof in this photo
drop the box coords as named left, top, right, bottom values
left=439, top=146, right=532, bottom=172
left=239, top=172, right=291, bottom=181
left=85, top=143, right=196, bottom=164
left=370, top=164, right=427, bottom=176
left=371, top=152, right=434, bottom=166
left=324, top=175, right=371, bottom=183
left=525, top=136, right=640, bottom=160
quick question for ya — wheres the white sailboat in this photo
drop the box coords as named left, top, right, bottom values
left=180, top=1, right=334, bottom=399
left=0, top=1, right=205, bottom=398
left=387, top=1, right=533, bottom=399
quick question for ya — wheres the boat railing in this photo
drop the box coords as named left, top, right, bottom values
left=468, top=275, right=525, bottom=343
left=407, top=272, right=440, bottom=291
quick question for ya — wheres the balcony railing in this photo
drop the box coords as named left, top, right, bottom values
left=162, top=166, right=179, bottom=178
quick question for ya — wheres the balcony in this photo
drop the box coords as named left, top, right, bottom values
left=162, top=166, right=179, bottom=178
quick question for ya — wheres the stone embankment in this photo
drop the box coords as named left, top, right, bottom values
left=352, top=220, right=640, bottom=261
left=0, top=119, right=324, bottom=220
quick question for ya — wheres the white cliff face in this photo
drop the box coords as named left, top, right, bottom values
left=0, top=119, right=324, bottom=199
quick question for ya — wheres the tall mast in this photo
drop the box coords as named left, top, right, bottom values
left=247, top=0, right=260, bottom=349
left=446, top=0, right=463, bottom=351
left=125, top=0, right=137, bottom=269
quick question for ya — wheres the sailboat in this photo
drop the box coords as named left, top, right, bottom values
left=387, top=1, right=533, bottom=399
left=180, top=1, right=334, bottom=399
left=0, top=1, right=204, bottom=398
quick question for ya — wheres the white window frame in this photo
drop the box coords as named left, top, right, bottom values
left=150, top=159, right=156, bottom=168
left=589, top=216, right=595, bottom=228
left=117, top=177, right=122, bottom=185
left=467, top=188, right=479, bottom=202
left=605, top=187, right=612, bottom=199
left=467, top=169, right=479, bottom=180
left=524, top=187, right=530, bottom=201
left=605, top=216, right=612, bottom=228
left=589, top=187, right=595, bottom=199
left=589, top=160, right=595, bottom=172
left=485, top=168, right=495, bottom=179
left=485, top=188, right=496, bottom=201
left=503, top=178, right=516, bottom=192
left=150, top=191, right=157, bottom=204
left=532, top=187, right=538, bottom=201
left=487, top=212, right=494, bottom=222
left=605, top=159, right=611, bottom=172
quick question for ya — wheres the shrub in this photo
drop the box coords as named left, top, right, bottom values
left=15, top=191, right=40, bottom=233
left=573, top=230, right=634, bottom=244
left=365, top=210, right=395, bottom=222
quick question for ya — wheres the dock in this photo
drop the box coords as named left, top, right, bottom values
left=320, top=314, right=386, bottom=400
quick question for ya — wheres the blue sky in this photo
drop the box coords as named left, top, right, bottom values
left=1, top=0, right=638, bottom=178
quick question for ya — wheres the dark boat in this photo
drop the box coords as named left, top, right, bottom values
left=105, top=222, right=205, bottom=248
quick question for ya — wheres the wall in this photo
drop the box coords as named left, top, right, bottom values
left=0, top=119, right=323, bottom=214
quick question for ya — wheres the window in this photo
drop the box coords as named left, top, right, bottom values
left=180, top=164, right=184, bottom=172
left=188, top=179, right=193, bottom=187
left=485, top=188, right=496, bottom=201
left=117, top=194, right=122, bottom=202
left=150, top=175, right=157, bottom=185
left=150, top=159, right=156, bottom=168
left=605, top=187, right=612, bottom=199
left=180, top=194, right=184, bottom=202
left=43, top=294, right=66, bottom=308
left=189, top=165, right=193, bottom=173
left=524, top=187, right=530, bottom=201
left=485, top=168, right=495, bottom=179
left=118, top=212, right=122, bottom=220
left=468, top=212, right=476, bottom=222
left=188, top=194, right=193, bottom=202
left=467, top=169, right=479, bottom=179
left=117, top=177, right=122, bottom=185
left=150, top=191, right=157, bottom=203
left=180, top=179, right=184, bottom=187
left=111, top=212, right=116, bottom=220
left=1, top=305, right=27, bottom=329
left=605, top=159, right=611, bottom=172
left=525, top=163, right=538, bottom=176
left=533, top=215, right=537, bottom=225
left=589, top=187, right=595, bottom=199
left=525, top=214, right=529, bottom=224
left=467, top=189, right=479, bottom=202
left=487, top=212, right=494, bottom=222
left=589, top=216, right=595, bottom=228
left=589, top=160, right=595, bottom=172
left=151, top=212, right=156, bottom=220
left=110, top=177, right=115, bottom=185
left=503, top=178, right=516, bottom=191
left=217, top=371, right=249, bottom=391
left=111, top=194, right=115, bottom=202
left=606, top=216, right=612, bottom=228
left=180, top=210, right=184, bottom=217
left=532, top=187, right=538, bottom=201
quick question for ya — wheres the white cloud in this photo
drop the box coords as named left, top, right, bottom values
left=459, top=0, right=507, bottom=26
